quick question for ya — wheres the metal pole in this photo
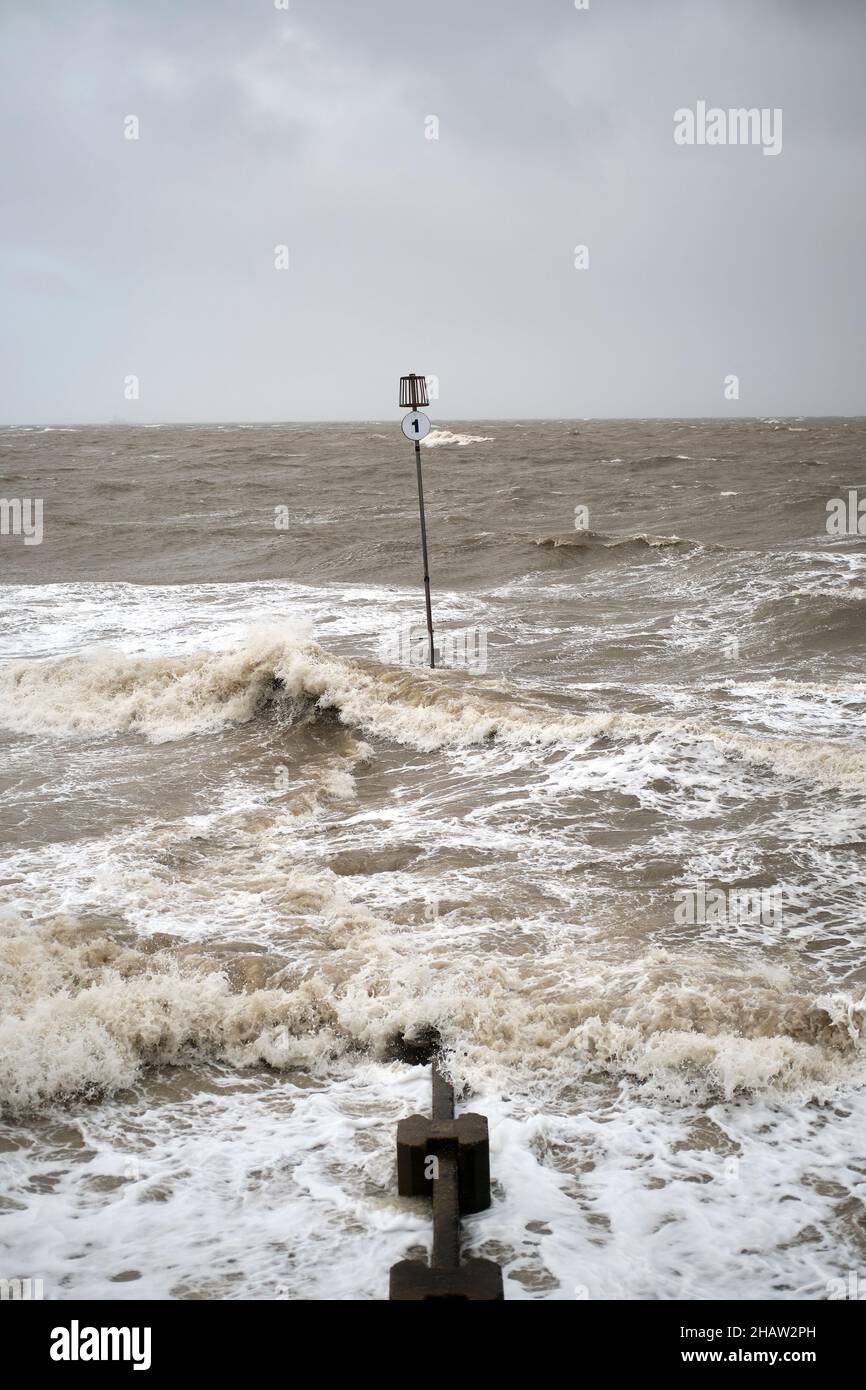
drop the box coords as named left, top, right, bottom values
left=414, top=438, right=435, bottom=669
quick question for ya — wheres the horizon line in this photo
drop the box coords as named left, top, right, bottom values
left=3, top=413, right=865, bottom=428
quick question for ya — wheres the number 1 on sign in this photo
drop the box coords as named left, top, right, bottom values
left=401, top=411, right=431, bottom=442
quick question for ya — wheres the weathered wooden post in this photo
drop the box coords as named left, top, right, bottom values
left=399, top=373, right=435, bottom=669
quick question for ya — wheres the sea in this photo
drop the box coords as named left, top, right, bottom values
left=1, top=416, right=864, bottom=1300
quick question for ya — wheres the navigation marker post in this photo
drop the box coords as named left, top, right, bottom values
left=399, top=373, right=435, bottom=669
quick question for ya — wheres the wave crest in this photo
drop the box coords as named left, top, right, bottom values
left=2, top=627, right=865, bottom=792
left=1, top=910, right=862, bottom=1113
left=533, top=529, right=689, bottom=550
left=422, top=429, right=493, bottom=448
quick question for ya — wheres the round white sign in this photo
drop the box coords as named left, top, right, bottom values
left=401, top=410, right=431, bottom=442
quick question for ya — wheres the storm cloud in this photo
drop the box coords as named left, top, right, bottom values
left=1, top=0, right=863, bottom=421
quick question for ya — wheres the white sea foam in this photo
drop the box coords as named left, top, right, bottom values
left=422, top=429, right=493, bottom=448
left=5, top=1059, right=866, bottom=1299
left=2, top=628, right=865, bottom=793
left=1, top=905, right=862, bottom=1115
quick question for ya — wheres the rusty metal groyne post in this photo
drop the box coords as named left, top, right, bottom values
left=389, top=1051, right=503, bottom=1300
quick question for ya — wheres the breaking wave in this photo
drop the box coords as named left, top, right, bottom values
left=422, top=429, right=493, bottom=448
left=1, top=908, right=863, bottom=1113
left=1, top=627, right=865, bottom=791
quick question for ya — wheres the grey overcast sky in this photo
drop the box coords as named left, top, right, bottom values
left=0, top=0, right=864, bottom=422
